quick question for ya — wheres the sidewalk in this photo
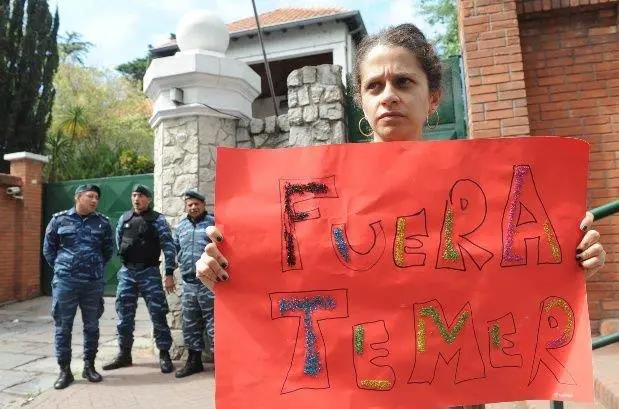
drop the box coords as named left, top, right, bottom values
left=1, top=297, right=617, bottom=409
left=0, top=296, right=214, bottom=408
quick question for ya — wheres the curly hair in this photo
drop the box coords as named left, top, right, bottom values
left=352, top=23, right=443, bottom=107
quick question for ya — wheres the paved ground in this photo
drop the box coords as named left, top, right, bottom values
left=0, top=296, right=214, bottom=409
left=0, top=297, right=617, bottom=409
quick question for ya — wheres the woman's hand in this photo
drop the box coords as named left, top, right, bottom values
left=195, top=226, right=229, bottom=290
left=577, top=211, right=606, bottom=279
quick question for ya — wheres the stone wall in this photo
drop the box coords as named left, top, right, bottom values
left=236, top=64, right=347, bottom=149
left=152, top=64, right=347, bottom=360
left=287, top=65, right=347, bottom=146
left=153, top=115, right=237, bottom=361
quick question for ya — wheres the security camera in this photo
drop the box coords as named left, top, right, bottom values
left=6, top=186, right=22, bottom=198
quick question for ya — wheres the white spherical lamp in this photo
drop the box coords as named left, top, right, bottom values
left=176, top=10, right=230, bottom=54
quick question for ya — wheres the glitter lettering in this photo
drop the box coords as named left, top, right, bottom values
left=354, top=325, right=364, bottom=355
left=409, top=301, right=486, bottom=384
left=436, top=179, right=494, bottom=271
left=270, top=289, right=349, bottom=394
left=280, top=177, right=338, bottom=272
left=353, top=320, right=395, bottom=392
left=331, top=221, right=386, bottom=271
left=360, top=380, right=392, bottom=390
left=529, top=296, right=576, bottom=386
left=502, top=165, right=562, bottom=267
left=392, top=210, right=428, bottom=268
left=487, top=313, right=523, bottom=369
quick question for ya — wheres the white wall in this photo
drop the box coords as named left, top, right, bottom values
left=226, top=21, right=355, bottom=84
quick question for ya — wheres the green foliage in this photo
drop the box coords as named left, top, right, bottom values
left=418, top=0, right=460, bottom=57
left=44, top=54, right=154, bottom=181
left=0, top=0, right=59, bottom=172
left=116, top=55, right=149, bottom=85
left=58, top=31, right=93, bottom=65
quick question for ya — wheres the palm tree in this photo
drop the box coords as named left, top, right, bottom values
left=58, top=105, right=89, bottom=140
left=45, top=132, right=73, bottom=181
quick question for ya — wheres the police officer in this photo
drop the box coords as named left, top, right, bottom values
left=43, top=184, right=114, bottom=390
left=173, top=190, right=216, bottom=378
left=103, top=185, right=177, bottom=373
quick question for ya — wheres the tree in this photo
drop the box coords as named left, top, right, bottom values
left=418, top=0, right=460, bottom=57
left=0, top=0, right=59, bottom=173
left=116, top=55, right=150, bottom=85
left=58, top=104, right=89, bottom=140
left=45, top=56, right=155, bottom=180
left=58, top=31, right=93, bottom=65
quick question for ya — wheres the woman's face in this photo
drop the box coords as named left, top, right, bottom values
left=359, top=44, right=440, bottom=143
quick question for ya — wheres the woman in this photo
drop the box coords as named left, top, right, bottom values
left=195, top=23, right=606, bottom=406
left=196, top=22, right=605, bottom=292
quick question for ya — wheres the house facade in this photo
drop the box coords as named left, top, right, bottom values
left=151, top=7, right=366, bottom=118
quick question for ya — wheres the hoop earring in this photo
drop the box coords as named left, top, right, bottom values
left=426, top=111, right=440, bottom=130
left=358, top=117, right=374, bottom=138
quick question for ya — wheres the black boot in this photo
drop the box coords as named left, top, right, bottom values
left=159, top=349, right=174, bottom=373
left=54, top=360, right=74, bottom=390
left=82, top=359, right=102, bottom=382
left=175, top=350, right=204, bottom=378
left=102, top=346, right=132, bottom=370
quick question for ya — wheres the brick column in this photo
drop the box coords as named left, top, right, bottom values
left=0, top=174, right=21, bottom=303
left=4, top=152, right=48, bottom=301
left=458, top=0, right=531, bottom=138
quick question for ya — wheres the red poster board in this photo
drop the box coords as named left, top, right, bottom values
left=213, top=137, right=593, bottom=409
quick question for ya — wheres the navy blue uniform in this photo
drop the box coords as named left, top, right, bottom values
left=43, top=208, right=114, bottom=363
left=114, top=210, right=177, bottom=350
left=174, top=211, right=216, bottom=353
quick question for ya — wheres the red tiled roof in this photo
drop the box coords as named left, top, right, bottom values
left=227, top=7, right=349, bottom=33
left=155, top=7, right=351, bottom=49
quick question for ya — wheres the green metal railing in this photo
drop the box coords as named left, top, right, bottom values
left=550, top=200, right=619, bottom=409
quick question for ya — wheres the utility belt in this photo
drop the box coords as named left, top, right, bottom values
left=123, top=261, right=159, bottom=270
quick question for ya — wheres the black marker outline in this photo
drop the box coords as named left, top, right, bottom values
left=393, top=209, right=429, bottom=269
left=435, top=179, right=494, bottom=272
left=501, top=165, right=563, bottom=268
left=351, top=320, right=396, bottom=392
left=528, top=296, right=576, bottom=386
left=408, top=299, right=487, bottom=385
left=269, top=288, right=349, bottom=394
left=331, top=220, right=386, bottom=271
left=487, top=312, right=523, bottom=369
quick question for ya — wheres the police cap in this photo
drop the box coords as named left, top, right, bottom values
left=184, top=189, right=205, bottom=202
left=132, top=184, right=152, bottom=198
left=75, top=184, right=101, bottom=197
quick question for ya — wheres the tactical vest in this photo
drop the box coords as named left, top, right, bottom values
left=118, top=210, right=161, bottom=266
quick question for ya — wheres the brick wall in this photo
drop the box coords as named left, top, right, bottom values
left=458, top=0, right=531, bottom=137
left=0, top=174, right=21, bottom=303
left=519, top=4, right=619, bottom=332
left=0, top=153, right=47, bottom=304
left=517, top=0, right=617, bottom=14
left=459, top=0, right=619, bottom=333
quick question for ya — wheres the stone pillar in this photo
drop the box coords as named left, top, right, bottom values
left=3, top=152, right=48, bottom=301
left=458, top=0, right=531, bottom=138
left=286, top=65, right=347, bottom=146
left=144, top=10, right=260, bottom=360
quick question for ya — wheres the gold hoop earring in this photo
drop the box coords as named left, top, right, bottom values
left=358, top=117, right=374, bottom=138
left=426, top=110, right=440, bottom=130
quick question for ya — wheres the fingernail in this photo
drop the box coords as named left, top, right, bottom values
left=580, top=224, right=588, bottom=231
left=222, top=274, right=229, bottom=281
left=216, top=236, right=223, bottom=242
left=576, top=255, right=582, bottom=261
left=576, top=249, right=583, bottom=254
left=221, top=262, right=228, bottom=269
left=216, top=277, right=221, bottom=282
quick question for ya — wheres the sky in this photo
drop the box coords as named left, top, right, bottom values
left=52, top=0, right=439, bottom=70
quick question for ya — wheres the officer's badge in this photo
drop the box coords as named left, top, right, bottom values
left=124, top=223, right=130, bottom=228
